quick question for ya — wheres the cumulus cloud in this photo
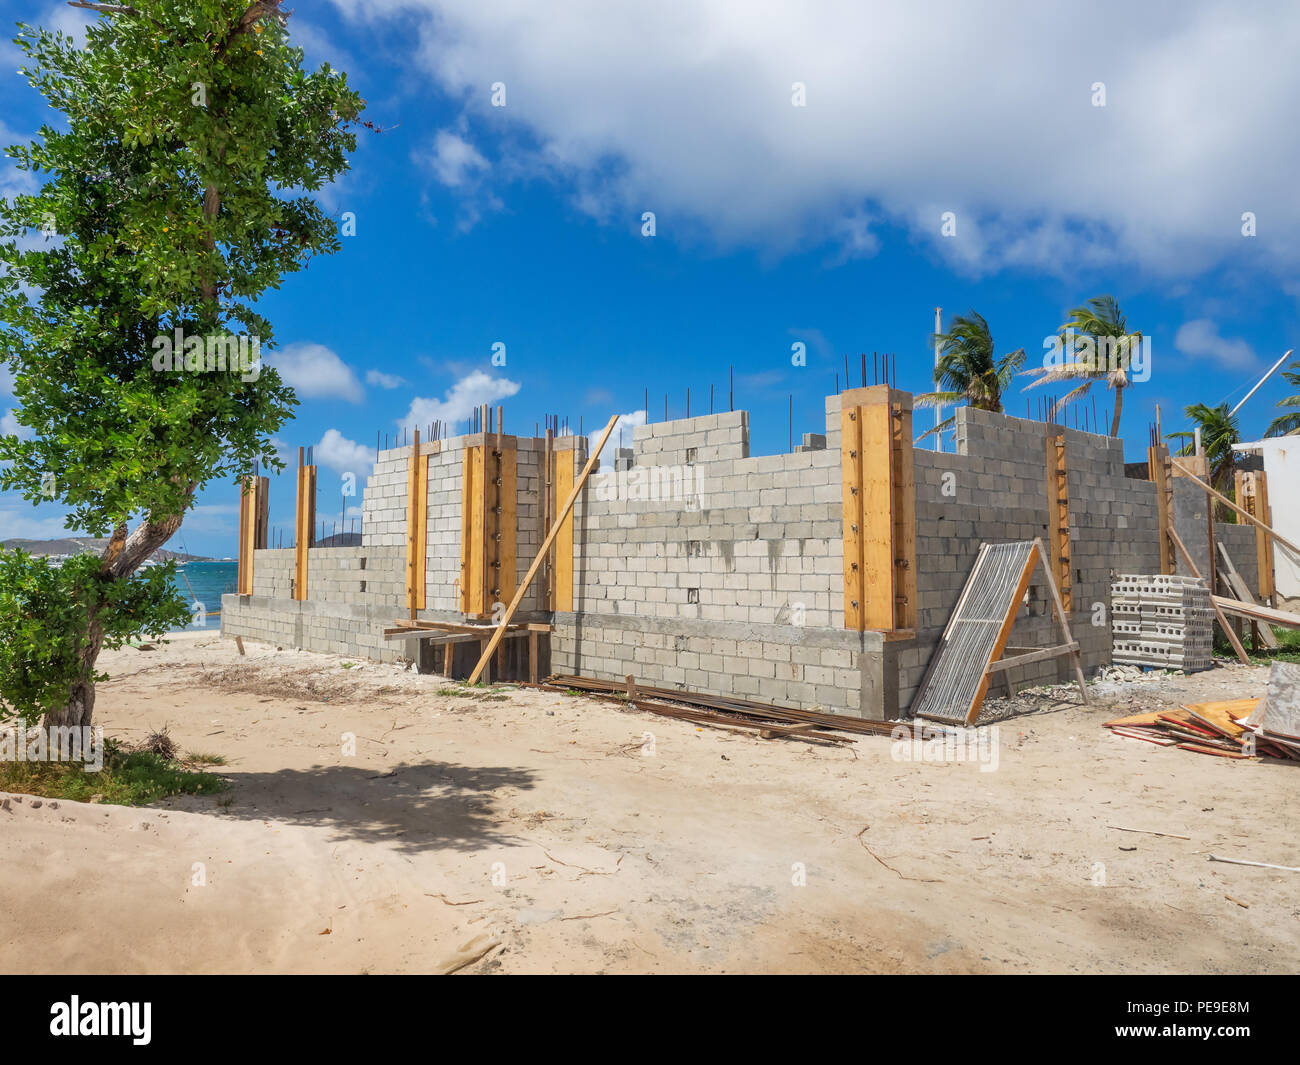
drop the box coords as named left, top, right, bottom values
left=335, top=0, right=1300, bottom=276
left=1173, top=319, right=1258, bottom=371
left=270, top=342, right=365, bottom=403
left=314, top=428, right=376, bottom=474
left=402, top=369, right=521, bottom=433
left=366, top=368, right=407, bottom=389
left=0, top=504, right=78, bottom=540
left=424, top=129, right=489, bottom=188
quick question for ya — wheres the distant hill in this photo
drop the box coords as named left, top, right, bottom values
left=2, top=537, right=212, bottom=562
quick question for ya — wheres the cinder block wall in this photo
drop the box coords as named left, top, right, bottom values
left=552, top=411, right=877, bottom=715
left=225, top=394, right=1259, bottom=721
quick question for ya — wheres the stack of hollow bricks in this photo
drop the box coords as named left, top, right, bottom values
left=222, top=392, right=1263, bottom=721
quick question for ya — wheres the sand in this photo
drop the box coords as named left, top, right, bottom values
left=2, top=631, right=1297, bottom=974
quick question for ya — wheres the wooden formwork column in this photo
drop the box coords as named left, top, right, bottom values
left=1045, top=428, right=1073, bottom=613
left=459, top=432, right=517, bottom=617
left=840, top=386, right=915, bottom=632
left=1147, top=444, right=1174, bottom=575
left=552, top=444, right=575, bottom=612
left=405, top=430, right=428, bottom=619
left=237, top=474, right=269, bottom=594
left=293, top=447, right=316, bottom=601
left=1237, top=470, right=1275, bottom=607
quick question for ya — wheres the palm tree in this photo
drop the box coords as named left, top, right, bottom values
left=1167, top=402, right=1240, bottom=519
left=1264, top=353, right=1300, bottom=437
left=915, top=311, right=1025, bottom=440
left=1022, top=295, right=1142, bottom=437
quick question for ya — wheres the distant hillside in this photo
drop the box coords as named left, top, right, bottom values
left=1, top=537, right=212, bottom=562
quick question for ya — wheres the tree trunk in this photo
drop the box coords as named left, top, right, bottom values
left=40, top=500, right=193, bottom=731
left=1110, top=383, right=1125, bottom=438
left=43, top=618, right=106, bottom=730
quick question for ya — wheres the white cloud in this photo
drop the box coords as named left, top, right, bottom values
left=0, top=505, right=78, bottom=540
left=314, top=428, right=375, bottom=475
left=366, top=368, right=407, bottom=389
left=402, top=369, right=521, bottom=433
left=0, top=365, right=14, bottom=397
left=336, top=0, right=1300, bottom=276
left=590, top=409, right=646, bottom=453
left=270, top=342, right=365, bottom=403
left=423, top=129, right=489, bottom=188
left=1173, top=319, right=1258, bottom=371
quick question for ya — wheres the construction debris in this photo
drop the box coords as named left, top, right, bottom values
left=1104, top=696, right=1299, bottom=760
left=539, top=673, right=950, bottom=746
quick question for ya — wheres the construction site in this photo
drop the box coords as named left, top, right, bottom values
left=220, top=384, right=1299, bottom=737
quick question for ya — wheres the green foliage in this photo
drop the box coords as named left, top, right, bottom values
left=0, top=2, right=362, bottom=723
left=0, top=2, right=363, bottom=527
left=1265, top=354, right=1300, bottom=438
left=0, top=737, right=227, bottom=805
left=1167, top=402, right=1240, bottom=499
left=0, top=549, right=190, bottom=725
left=1021, top=294, right=1142, bottom=436
left=915, top=311, right=1025, bottom=437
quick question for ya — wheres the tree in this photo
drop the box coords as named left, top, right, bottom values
left=1166, top=403, right=1241, bottom=515
left=1023, top=295, right=1142, bottom=437
left=0, top=1, right=363, bottom=729
left=915, top=311, right=1025, bottom=440
left=1264, top=352, right=1300, bottom=437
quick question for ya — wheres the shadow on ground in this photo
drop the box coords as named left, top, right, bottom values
left=175, top=760, right=537, bottom=855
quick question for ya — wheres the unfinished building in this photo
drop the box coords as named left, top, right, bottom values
left=220, top=386, right=1276, bottom=721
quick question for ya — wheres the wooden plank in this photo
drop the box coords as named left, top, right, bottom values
left=1216, top=541, right=1279, bottom=648
left=1149, top=444, right=1174, bottom=575
left=237, top=476, right=250, bottom=595
left=468, top=416, right=619, bottom=684
left=1212, top=595, right=1300, bottom=629
left=1170, top=456, right=1300, bottom=557
left=495, top=444, right=518, bottom=610
left=986, top=641, right=1080, bottom=672
left=554, top=448, right=575, bottom=612
left=459, top=445, right=488, bottom=615
left=1239, top=470, right=1275, bottom=604
left=860, top=400, right=894, bottom=629
left=405, top=431, right=427, bottom=617
left=293, top=449, right=314, bottom=602
left=459, top=447, right=475, bottom=613
left=891, top=398, right=916, bottom=630
left=1045, top=429, right=1073, bottom=612
left=529, top=630, right=539, bottom=685
left=840, top=404, right=865, bottom=630
left=1169, top=528, right=1251, bottom=664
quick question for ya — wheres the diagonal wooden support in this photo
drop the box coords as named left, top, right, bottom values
left=1169, top=527, right=1250, bottom=665
left=467, top=415, right=619, bottom=684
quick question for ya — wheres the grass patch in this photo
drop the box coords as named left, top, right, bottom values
left=185, top=751, right=228, bottom=766
left=1217, top=625, right=1300, bottom=665
left=0, top=737, right=228, bottom=806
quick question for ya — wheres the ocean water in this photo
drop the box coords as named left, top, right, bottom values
left=167, top=560, right=238, bottom=632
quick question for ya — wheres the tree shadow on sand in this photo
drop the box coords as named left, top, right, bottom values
left=197, top=760, right=538, bottom=855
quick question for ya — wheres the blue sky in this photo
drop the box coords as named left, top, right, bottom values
left=2, top=0, right=1299, bottom=558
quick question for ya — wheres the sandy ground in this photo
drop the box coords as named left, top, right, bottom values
left=2, top=631, right=1297, bottom=974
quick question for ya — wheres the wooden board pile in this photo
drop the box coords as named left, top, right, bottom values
left=1105, top=665, right=1300, bottom=760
